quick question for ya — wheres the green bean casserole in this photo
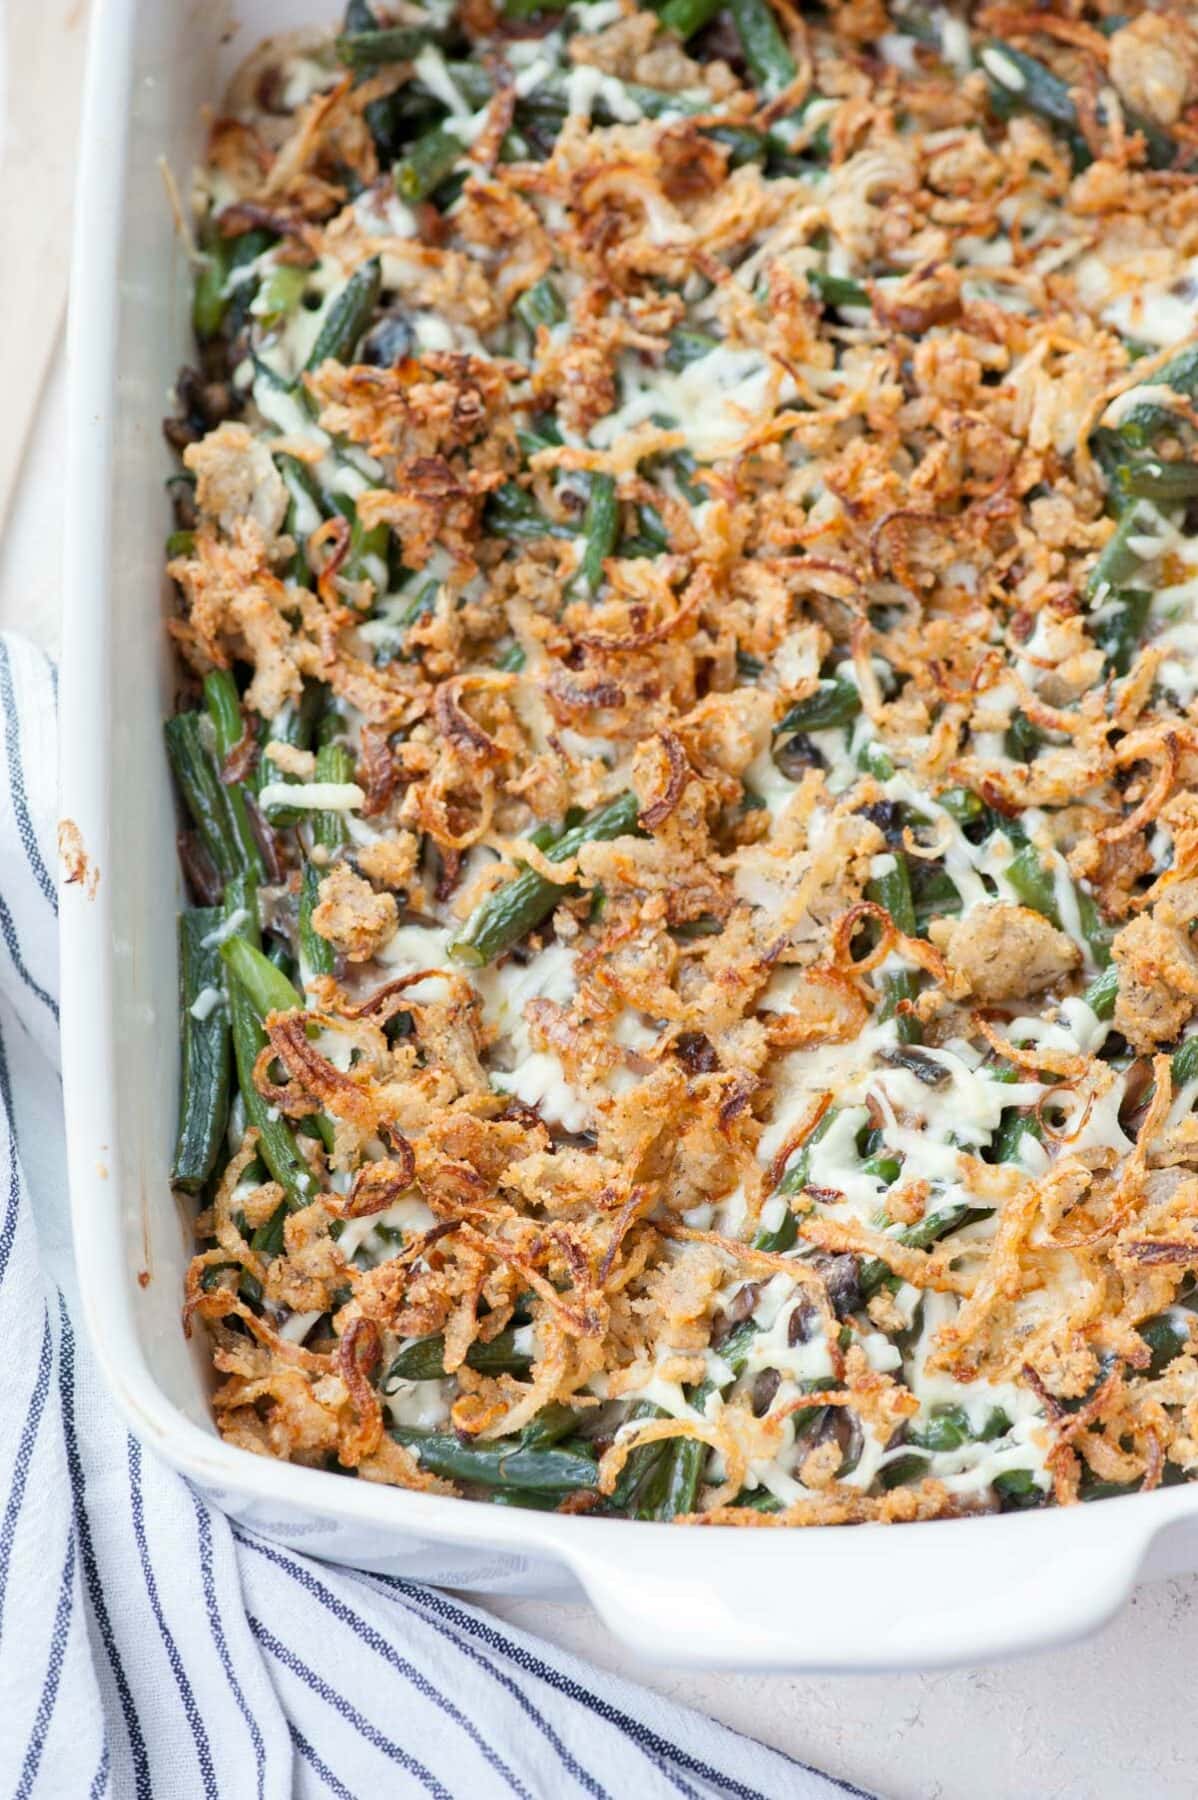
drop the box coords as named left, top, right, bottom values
left=167, top=0, right=1198, bottom=1523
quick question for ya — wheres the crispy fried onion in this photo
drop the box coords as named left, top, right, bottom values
left=255, top=1011, right=380, bottom=1129
left=1099, top=729, right=1181, bottom=845
left=336, top=1316, right=384, bottom=1464
left=180, top=15, right=1198, bottom=1520
left=330, top=1147, right=418, bottom=1219
left=829, top=901, right=946, bottom=987
left=433, top=672, right=514, bottom=767
left=638, top=728, right=691, bottom=830
left=598, top=1416, right=746, bottom=1509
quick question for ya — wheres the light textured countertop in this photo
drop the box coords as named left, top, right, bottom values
left=10, top=326, right=1198, bottom=1800
left=8, top=10, right=1198, bottom=1793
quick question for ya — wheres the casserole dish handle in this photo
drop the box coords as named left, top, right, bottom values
left=565, top=1507, right=1149, bottom=1670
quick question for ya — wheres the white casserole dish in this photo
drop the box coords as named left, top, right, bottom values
left=58, top=0, right=1198, bottom=1673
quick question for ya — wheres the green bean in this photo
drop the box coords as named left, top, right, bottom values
left=203, top=672, right=268, bottom=882
left=1095, top=588, right=1152, bottom=678
left=912, top=868, right=962, bottom=932
left=775, top=679, right=861, bottom=734
left=299, top=863, right=335, bottom=979
left=503, top=0, right=614, bottom=16
left=878, top=980, right=922, bottom=1044
left=486, top=481, right=578, bottom=542
left=635, top=503, right=670, bottom=554
left=165, top=711, right=251, bottom=883
left=753, top=1205, right=798, bottom=1255
left=519, top=1402, right=580, bottom=1450
left=1004, top=709, right=1045, bottom=764
left=395, top=126, right=463, bottom=203
left=730, top=1487, right=783, bottom=1513
left=1114, top=347, right=1198, bottom=447
left=192, top=225, right=274, bottom=341
left=1086, top=500, right=1156, bottom=602
left=580, top=475, right=619, bottom=594
left=1116, top=460, right=1198, bottom=503
left=1089, top=426, right=1128, bottom=495
left=171, top=910, right=232, bottom=1192
left=907, top=1405, right=1011, bottom=1452
left=1083, top=962, right=1119, bottom=1021
left=383, top=1328, right=533, bottom=1385
left=313, top=743, right=355, bottom=851
left=331, top=493, right=389, bottom=586
left=305, top=256, right=382, bottom=372
left=980, top=42, right=1077, bottom=133
left=659, top=1435, right=708, bottom=1519
left=716, top=124, right=774, bottom=166
left=878, top=1451, right=930, bottom=1490
left=892, top=4, right=938, bottom=47
left=276, top=456, right=331, bottom=587
left=383, top=576, right=438, bottom=662
left=807, top=270, right=869, bottom=309
left=867, top=852, right=922, bottom=1042
left=336, top=26, right=439, bottom=67
left=193, top=239, right=228, bottom=343
left=166, top=529, right=195, bottom=559
left=1139, top=1032, right=1198, bottom=1119
left=628, top=1437, right=681, bottom=1520
left=859, top=1204, right=990, bottom=1299
left=518, top=424, right=563, bottom=459
left=220, top=881, right=316, bottom=1207
left=255, top=683, right=326, bottom=825
left=389, top=1426, right=597, bottom=1493
left=268, top=941, right=297, bottom=978
left=343, top=0, right=378, bottom=31
left=981, top=40, right=1178, bottom=171
left=255, top=263, right=308, bottom=329
left=1005, top=842, right=1112, bottom=967
left=1004, top=843, right=1057, bottom=917
left=426, top=61, right=740, bottom=131
left=515, top=277, right=566, bottom=332
left=664, top=329, right=719, bottom=371
left=716, top=1318, right=759, bottom=1379
left=250, top=1198, right=288, bottom=1257
left=907, top=1204, right=990, bottom=1250
left=449, top=792, right=641, bottom=966
left=992, top=1107, right=1043, bottom=1166
left=489, top=1488, right=563, bottom=1511
left=778, top=1106, right=837, bottom=1197
left=226, top=931, right=337, bottom=1156
left=728, top=0, right=796, bottom=92
left=1172, top=1034, right=1198, bottom=1089
left=221, top=934, right=305, bottom=1021
left=415, top=60, right=490, bottom=109
left=595, top=1403, right=670, bottom=1515
left=867, top=857, right=915, bottom=945
left=937, top=787, right=986, bottom=827
left=992, top=1468, right=1047, bottom=1510
left=536, top=71, right=710, bottom=123
left=1138, top=1313, right=1189, bottom=1379
left=858, top=741, right=895, bottom=780
left=657, top=0, right=722, bottom=40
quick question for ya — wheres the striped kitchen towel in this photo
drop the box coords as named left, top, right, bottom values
left=0, top=635, right=869, bottom=1800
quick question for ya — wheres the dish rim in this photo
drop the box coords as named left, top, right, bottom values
left=56, top=0, right=1198, bottom=1673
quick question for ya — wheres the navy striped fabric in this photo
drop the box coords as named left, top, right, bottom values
left=0, top=636, right=867, bottom=1799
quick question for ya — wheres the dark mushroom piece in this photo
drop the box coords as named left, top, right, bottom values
left=772, top=730, right=827, bottom=782
left=361, top=311, right=416, bottom=366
